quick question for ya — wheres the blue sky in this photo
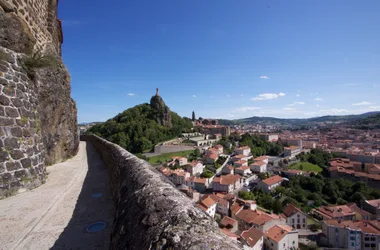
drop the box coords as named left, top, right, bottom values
left=59, top=0, right=380, bottom=123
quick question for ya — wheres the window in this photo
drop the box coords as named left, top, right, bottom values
left=303, top=218, right=306, bottom=223
left=292, top=219, right=295, bottom=223
left=371, top=237, right=376, bottom=241
left=371, top=244, right=376, bottom=247
left=351, top=242, right=354, bottom=246
left=335, top=228, right=339, bottom=233
left=297, top=214, right=300, bottom=217
left=365, top=237, right=370, bottom=241
left=365, top=243, right=370, bottom=247
left=293, top=241, right=295, bottom=245
left=350, top=237, right=355, bottom=240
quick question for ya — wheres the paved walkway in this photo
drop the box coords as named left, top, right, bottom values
left=0, top=142, right=114, bottom=250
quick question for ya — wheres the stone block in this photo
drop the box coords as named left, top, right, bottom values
left=20, top=158, right=31, bottom=168
left=5, top=106, right=19, bottom=117
left=0, top=117, right=14, bottom=125
left=0, top=162, right=4, bottom=173
left=11, top=97, right=23, bottom=107
left=6, top=161, right=21, bottom=171
left=0, top=151, right=9, bottom=161
left=14, top=169, right=27, bottom=178
left=0, top=94, right=10, bottom=105
left=4, top=137, right=19, bottom=148
left=10, top=127, right=22, bottom=137
left=2, top=172, right=12, bottom=182
left=22, top=128, right=31, bottom=137
left=0, top=106, right=4, bottom=116
left=11, top=149, right=23, bottom=159
left=2, top=86, right=15, bottom=97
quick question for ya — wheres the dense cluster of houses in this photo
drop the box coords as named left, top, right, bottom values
left=195, top=192, right=301, bottom=250
left=311, top=200, right=380, bottom=249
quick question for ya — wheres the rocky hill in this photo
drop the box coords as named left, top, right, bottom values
left=87, top=91, right=192, bottom=154
left=0, top=0, right=78, bottom=198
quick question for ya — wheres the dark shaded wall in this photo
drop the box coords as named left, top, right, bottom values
left=81, top=135, right=240, bottom=250
left=0, top=0, right=78, bottom=198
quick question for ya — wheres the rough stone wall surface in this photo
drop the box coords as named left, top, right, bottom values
left=0, top=1, right=78, bottom=197
left=1, top=0, right=62, bottom=54
left=81, top=135, right=241, bottom=250
left=0, top=47, right=46, bottom=198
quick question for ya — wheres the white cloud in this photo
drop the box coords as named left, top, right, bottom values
left=284, top=107, right=296, bottom=111
left=260, top=76, right=269, bottom=79
left=296, top=94, right=300, bottom=97
left=226, top=94, right=231, bottom=98
left=288, top=102, right=305, bottom=106
left=314, top=97, right=323, bottom=101
left=192, top=95, right=197, bottom=98
left=240, top=94, right=244, bottom=97
left=235, top=106, right=261, bottom=112
left=369, top=106, right=380, bottom=110
left=127, top=93, right=135, bottom=96
left=252, top=92, right=286, bottom=101
left=352, top=101, right=372, bottom=106
left=316, top=104, right=320, bottom=107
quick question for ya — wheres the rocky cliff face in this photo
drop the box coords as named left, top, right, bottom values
left=0, top=0, right=78, bottom=198
left=150, top=94, right=172, bottom=128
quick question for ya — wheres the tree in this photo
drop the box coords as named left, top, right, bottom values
left=238, top=191, right=255, bottom=200
left=272, top=199, right=283, bottom=214
left=192, top=111, right=196, bottom=121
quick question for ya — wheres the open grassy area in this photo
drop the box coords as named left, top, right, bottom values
left=148, top=150, right=194, bottom=165
left=289, top=162, right=323, bottom=173
left=307, top=217, right=320, bottom=226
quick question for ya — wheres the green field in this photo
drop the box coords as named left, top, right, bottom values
left=148, top=150, right=194, bottom=165
left=289, top=162, right=323, bottom=173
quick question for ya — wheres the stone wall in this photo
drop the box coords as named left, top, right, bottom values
left=0, top=0, right=62, bottom=54
left=81, top=135, right=241, bottom=250
left=0, top=0, right=78, bottom=198
left=0, top=47, right=46, bottom=197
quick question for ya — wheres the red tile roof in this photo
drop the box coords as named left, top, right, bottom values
left=282, top=203, right=304, bottom=217
left=264, top=225, right=293, bottom=243
left=241, top=227, right=264, bottom=247
left=313, top=205, right=355, bottom=219
left=262, top=175, right=283, bottom=186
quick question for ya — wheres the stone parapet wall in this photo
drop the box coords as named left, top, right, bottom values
left=81, top=135, right=241, bottom=250
left=0, top=47, right=46, bottom=198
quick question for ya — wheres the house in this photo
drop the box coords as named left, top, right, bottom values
left=234, top=160, right=248, bottom=168
left=159, top=167, right=172, bottom=178
left=222, top=165, right=234, bottom=175
left=212, top=174, right=242, bottom=193
left=221, top=216, right=239, bottom=233
left=282, top=169, right=304, bottom=178
left=184, top=176, right=195, bottom=189
left=194, top=177, right=211, bottom=193
left=284, top=146, right=302, bottom=158
left=312, top=205, right=356, bottom=221
left=235, top=208, right=286, bottom=232
left=264, top=225, right=299, bottom=250
left=235, top=146, right=251, bottom=156
left=196, top=195, right=217, bottom=218
left=235, top=165, right=252, bottom=176
left=203, top=194, right=230, bottom=216
left=232, top=154, right=250, bottom=162
left=257, top=175, right=283, bottom=193
left=362, top=199, right=380, bottom=219
left=170, top=170, right=190, bottom=186
left=253, top=156, right=269, bottom=164
left=167, top=156, right=188, bottom=167
left=204, top=153, right=218, bottom=164
left=186, top=161, right=205, bottom=176
left=347, top=203, right=376, bottom=220
left=322, top=220, right=380, bottom=250
left=240, top=227, right=264, bottom=250
left=250, top=161, right=267, bottom=173
left=282, top=203, right=308, bottom=229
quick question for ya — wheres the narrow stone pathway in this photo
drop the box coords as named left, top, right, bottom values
left=0, top=142, right=114, bottom=250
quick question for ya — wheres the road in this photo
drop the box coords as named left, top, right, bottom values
left=0, top=142, right=114, bottom=250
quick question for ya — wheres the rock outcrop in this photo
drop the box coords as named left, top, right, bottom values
left=81, top=135, right=241, bottom=250
left=150, top=88, right=172, bottom=128
left=0, top=0, right=78, bottom=198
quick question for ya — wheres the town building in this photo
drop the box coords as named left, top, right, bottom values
left=221, top=216, right=239, bottom=233
left=257, top=175, right=283, bottom=193
left=212, top=174, right=242, bottom=193
left=235, top=166, right=252, bottom=176
left=362, top=199, right=380, bottom=219
left=312, top=205, right=356, bottom=221
left=196, top=195, right=217, bottom=218
left=284, top=146, right=302, bottom=158
left=250, top=161, right=267, bottom=173
left=240, top=227, right=264, bottom=250
left=186, top=161, right=205, bottom=176
left=235, top=146, right=251, bottom=156
left=281, top=203, right=307, bottom=229
left=264, top=225, right=299, bottom=250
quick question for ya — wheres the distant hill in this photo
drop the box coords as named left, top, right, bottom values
left=218, top=111, right=380, bottom=127
left=351, top=113, right=380, bottom=130
left=87, top=92, right=192, bottom=153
